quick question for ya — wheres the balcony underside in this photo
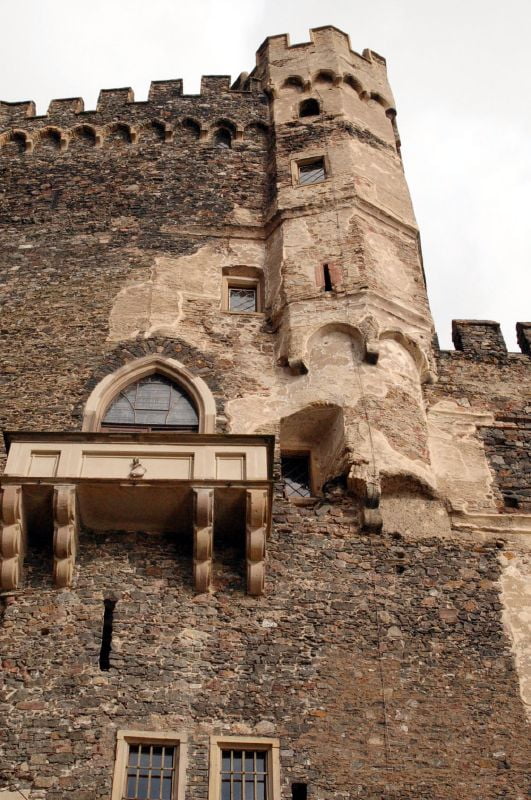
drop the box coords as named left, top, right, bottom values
left=0, top=432, right=274, bottom=596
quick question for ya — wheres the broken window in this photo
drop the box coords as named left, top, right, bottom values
left=298, top=157, right=326, bottom=185
left=229, top=287, right=257, bottom=313
left=281, top=454, right=312, bottom=498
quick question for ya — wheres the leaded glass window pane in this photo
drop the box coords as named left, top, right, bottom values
left=102, top=375, right=199, bottom=431
left=125, top=744, right=176, bottom=799
left=229, top=287, right=257, bottom=313
left=298, top=158, right=326, bottom=185
left=220, top=750, right=268, bottom=800
left=281, top=454, right=311, bottom=498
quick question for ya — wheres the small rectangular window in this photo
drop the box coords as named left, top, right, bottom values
left=298, top=158, right=326, bottom=186
left=229, top=287, right=257, bottom=313
left=221, top=749, right=267, bottom=800
left=125, top=743, right=176, bottom=799
left=281, top=454, right=311, bottom=498
left=209, top=737, right=279, bottom=800
left=111, top=731, right=186, bottom=800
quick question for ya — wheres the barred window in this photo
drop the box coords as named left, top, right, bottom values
left=111, top=731, right=186, bottom=800
left=221, top=750, right=267, bottom=800
left=125, top=743, right=176, bottom=799
left=281, top=454, right=312, bottom=498
left=102, top=375, right=199, bottom=431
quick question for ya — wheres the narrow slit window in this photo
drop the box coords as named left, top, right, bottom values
left=99, top=598, right=116, bottom=671
left=323, top=264, right=333, bottom=292
left=298, top=158, right=326, bottom=186
left=229, top=287, right=257, bottom=313
left=281, top=454, right=311, bottom=498
left=221, top=749, right=268, bottom=800
left=125, top=743, right=177, bottom=800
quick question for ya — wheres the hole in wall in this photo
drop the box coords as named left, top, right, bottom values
left=395, top=564, right=406, bottom=575
left=292, top=784, right=308, bottom=800
left=99, top=598, right=117, bottom=671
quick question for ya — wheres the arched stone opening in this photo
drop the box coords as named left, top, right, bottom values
left=82, top=355, right=217, bottom=433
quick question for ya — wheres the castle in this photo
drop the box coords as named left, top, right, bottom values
left=0, top=25, right=530, bottom=800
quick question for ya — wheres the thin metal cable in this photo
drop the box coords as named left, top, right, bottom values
left=306, top=57, right=391, bottom=790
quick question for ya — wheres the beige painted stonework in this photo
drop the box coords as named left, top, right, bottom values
left=109, top=240, right=266, bottom=343
left=427, top=401, right=497, bottom=512
left=500, top=552, right=531, bottom=721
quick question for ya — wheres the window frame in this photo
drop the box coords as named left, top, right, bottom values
left=111, top=729, right=188, bottom=800
left=222, top=276, right=262, bottom=315
left=208, top=736, right=280, bottom=800
left=291, top=154, right=329, bottom=187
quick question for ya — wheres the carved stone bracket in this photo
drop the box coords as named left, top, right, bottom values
left=362, top=478, right=383, bottom=533
left=193, top=488, right=214, bottom=593
left=53, top=485, right=78, bottom=588
left=0, top=485, right=27, bottom=591
left=246, top=489, right=268, bottom=596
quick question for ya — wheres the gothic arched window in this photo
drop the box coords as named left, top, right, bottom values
left=101, top=375, right=199, bottom=431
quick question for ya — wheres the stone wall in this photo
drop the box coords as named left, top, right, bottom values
left=0, top=83, right=271, bottom=445
left=1, top=492, right=530, bottom=800
left=0, top=25, right=530, bottom=800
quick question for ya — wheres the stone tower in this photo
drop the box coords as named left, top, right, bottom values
left=0, top=25, right=530, bottom=800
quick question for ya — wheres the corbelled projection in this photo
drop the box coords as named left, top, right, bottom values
left=0, top=25, right=530, bottom=800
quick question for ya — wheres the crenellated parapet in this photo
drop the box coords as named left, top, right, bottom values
left=0, top=75, right=269, bottom=153
left=450, top=320, right=531, bottom=358
left=255, top=25, right=394, bottom=110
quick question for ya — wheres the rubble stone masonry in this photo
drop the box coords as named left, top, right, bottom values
left=0, top=25, right=529, bottom=800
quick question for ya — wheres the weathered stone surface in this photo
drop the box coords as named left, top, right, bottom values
left=0, top=23, right=529, bottom=800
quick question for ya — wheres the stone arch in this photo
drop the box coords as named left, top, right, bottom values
left=0, top=128, right=29, bottom=153
left=35, top=126, right=63, bottom=151
left=313, top=69, right=337, bottom=86
left=379, top=330, right=433, bottom=383
left=82, top=354, right=217, bottom=433
left=369, top=91, right=392, bottom=110
left=180, top=117, right=201, bottom=140
left=69, top=124, right=98, bottom=148
left=343, top=73, right=367, bottom=99
left=139, top=119, right=166, bottom=143
left=306, top=322, right=364, bottom=359
left=104, top=122, right=133, bottom=145
left=281, top=75, right=305, bottom=92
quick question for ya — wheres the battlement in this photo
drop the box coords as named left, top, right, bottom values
left=450, top=320, right=530, bottom=357
left=0, top=74, right=266, bottom=129
left=254, top=25, right=394, bottom=113
left=256, top=25, right=386, bottom=69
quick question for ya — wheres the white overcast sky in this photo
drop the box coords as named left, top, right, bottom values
left=1, top=0, right=530, bottom=350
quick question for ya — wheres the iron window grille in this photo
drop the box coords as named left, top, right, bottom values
left=125, top=743, right=177, bottom=800
left=229, top=287, right=257, bottom=313
left=281, top=455, right=312, bottom=498
left=102, top=375, right=199, bottom=431
left=298, top=158, right=326, bottom=186
left=221, top=749, right=268, bottom=800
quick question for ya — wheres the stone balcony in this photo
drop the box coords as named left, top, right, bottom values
left=0, top=432, right=274, bottom=595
